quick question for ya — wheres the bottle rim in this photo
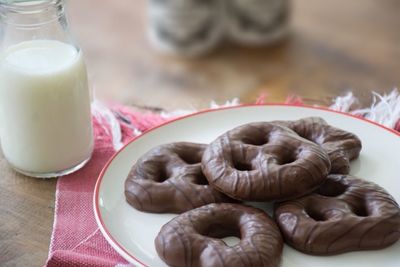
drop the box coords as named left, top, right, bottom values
left=0, top=0, right=64, bottom=26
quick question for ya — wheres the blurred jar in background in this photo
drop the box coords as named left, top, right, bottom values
left=147, top=0, right=290, bottom=56
left=226, top=0, right=290, bottom=45
left=147, top=0, right=225, bottom=56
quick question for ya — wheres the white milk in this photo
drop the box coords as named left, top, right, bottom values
left=0, top=40, right=93, bottom=175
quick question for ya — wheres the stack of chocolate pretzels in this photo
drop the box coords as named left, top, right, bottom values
left=124, top=117, right=400, bottom=267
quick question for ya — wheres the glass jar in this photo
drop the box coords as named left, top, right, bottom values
left=0, top=0, right=93, bottom=178
left=147, top=0, right=225, bottom=56
left=226, top=0, right=290, bottom=45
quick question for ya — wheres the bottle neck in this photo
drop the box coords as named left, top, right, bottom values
left=0, top=0, right=75, bottom=50
left=0, top=0, right=65, bottom=27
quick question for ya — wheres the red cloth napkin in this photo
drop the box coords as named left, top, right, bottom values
left=46, top=108, right=166, bottom=267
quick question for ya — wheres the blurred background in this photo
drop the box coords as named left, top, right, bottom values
left=67, top=0, right=400, bottom=111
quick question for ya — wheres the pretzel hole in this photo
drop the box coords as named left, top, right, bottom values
left=222, top=236, right=241, bottom=247
left=232, top=158, right=253, bottom=171
left=316, top=179, right=347, bottom=197
left=201, top=224, right=241, bottom=246
left=352, top=202, right=369, bottom=217
left=154, top=166, right=169, bottom=183
left=306, top=208, right=326, bottom=221
left=241, top=135, right=269, bottom=146
left=177, top=150, right=202, bottom=165
left=192, top=171, right=209, bottom=185
left=278, top=153, right=297, bottom=165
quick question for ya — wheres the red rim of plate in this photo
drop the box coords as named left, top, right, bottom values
left=93, top=103, right=399, bottom=267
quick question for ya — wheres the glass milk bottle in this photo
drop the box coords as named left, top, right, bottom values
left=0, top=0, right=93, bottom=178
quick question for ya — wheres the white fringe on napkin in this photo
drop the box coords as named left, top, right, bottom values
left=330, top=89, right=400, bottom=129
left=329, top=92, right=359, bottom=113
left=91, top=100, right=124, bottom=150
left=90, top=98, right=240, bottom=150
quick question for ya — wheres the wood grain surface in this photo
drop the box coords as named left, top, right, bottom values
left=1, top=0, right=399, bottom=266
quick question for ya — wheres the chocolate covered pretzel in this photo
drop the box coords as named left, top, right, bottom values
left=125, top=142, right=234, bottom=213
left=275, top=117, right=362, bottom=174
left=155, top=203, right=283, bottom=267
left=202, top=122, right=331, bottom=201
left=275, top=174, right=400, bottom=255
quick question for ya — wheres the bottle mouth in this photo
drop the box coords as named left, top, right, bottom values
left=1, top=0, right=63, bottom=13
left=0, top=0, right=64, bottom=26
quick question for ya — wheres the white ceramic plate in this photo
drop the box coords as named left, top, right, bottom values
left=94, top=105, right=400, bottom=267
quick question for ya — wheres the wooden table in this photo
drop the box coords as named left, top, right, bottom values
left=1, top=0, right=399, bottom=266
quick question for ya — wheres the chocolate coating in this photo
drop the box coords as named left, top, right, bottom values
left=275, top=174, right=400, bottom=255
left=275, top=117, right=362, bottom=174
left=124, top=142, right=234, bottom=213
left=155, top=203, right=283, bottom=267
left=202, top=122, right=331, bottom=201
